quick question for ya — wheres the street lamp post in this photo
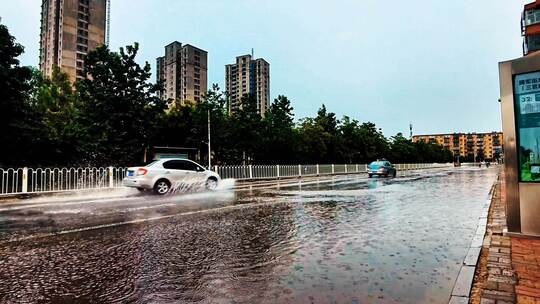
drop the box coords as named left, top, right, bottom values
left=207, top=109, right=211, bottom=169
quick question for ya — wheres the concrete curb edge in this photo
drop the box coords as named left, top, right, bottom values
left=448, top=181, right=497, bottom=303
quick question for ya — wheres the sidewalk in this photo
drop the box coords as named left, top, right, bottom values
left=512, top=238, right=540, bottom=302
left=470, top=176, right=540, bottom=304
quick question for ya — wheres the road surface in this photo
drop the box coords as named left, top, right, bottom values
left=0, top=167, right=498, bottom=303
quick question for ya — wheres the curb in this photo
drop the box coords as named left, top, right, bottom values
left=448, top=181, right=497, bottom=303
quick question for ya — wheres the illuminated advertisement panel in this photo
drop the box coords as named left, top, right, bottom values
left=514, top=71, right=540, bottom=182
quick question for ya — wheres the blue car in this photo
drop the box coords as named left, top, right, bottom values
left=367, top=160, right=396, bottom=178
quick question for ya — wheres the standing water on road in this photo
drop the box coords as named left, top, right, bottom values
left=0, top=168, right=498, bottom=303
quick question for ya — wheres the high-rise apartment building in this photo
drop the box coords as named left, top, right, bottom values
left=40, top=0, right=107, bottom=82
left=156, top=42, right=208, bottom=105
left=412, top=132, right=504, bottom=161
left=225, top=55, right=270, bottom=116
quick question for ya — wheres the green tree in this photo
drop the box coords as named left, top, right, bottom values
left=0, top=24, right=40, bottom=167
left=313, top=104, right=341, bottom=162
left=388, top=133, right=416, bottom=163
left=77, top=43, right=167, bottom=166
left=30, top=67, right=84, bottom=165
left=297, top=117, right=329, bottom=163
left=192, top=84, right=230, bottom=165
left=412, top=140, right=453, bottom=163
left=339, top=116, right=363, bottom=163
left=259, top=95, right=297, bottom=163
left=356, top=122, right=389, bottom=163
left=155, top=101, right=196, bottom=148
left=227, top=94, right=264, bottom=164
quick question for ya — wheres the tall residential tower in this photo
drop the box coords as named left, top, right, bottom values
left=225, top=54, right=270, bottom=116
left=40, top=0, right=107, bottom=82
left=156, top=42, right=208, bottom=105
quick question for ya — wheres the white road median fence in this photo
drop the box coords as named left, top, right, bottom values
left=0, top=163, right=452, bottom=196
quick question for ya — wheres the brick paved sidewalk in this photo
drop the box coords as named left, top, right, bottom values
left=470, top=176, right=540, bottom=304
left=512, top=238, right=540, bottom=303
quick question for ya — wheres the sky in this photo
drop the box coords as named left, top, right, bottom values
left=1, top=0, right=529, bottom=136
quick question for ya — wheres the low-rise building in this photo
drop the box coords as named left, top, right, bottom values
left=523, top=0, right=540, bottom=55
left=412, top=132, right=504, bottom=161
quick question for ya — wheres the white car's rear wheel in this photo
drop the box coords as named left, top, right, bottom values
left=154, top=180, right=171, bottom=195
left=205, top=178, right=218, bottom=190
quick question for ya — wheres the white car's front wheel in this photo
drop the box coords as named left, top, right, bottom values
left=205, top=177, right=218, bottom=190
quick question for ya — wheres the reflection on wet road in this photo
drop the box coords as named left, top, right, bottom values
left=0, top=167, right=498, bottom=303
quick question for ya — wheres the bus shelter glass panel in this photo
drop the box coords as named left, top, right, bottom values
left=514, top=71, right=540, bottom=182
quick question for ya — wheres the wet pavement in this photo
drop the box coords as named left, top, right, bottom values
left=0, top=167, right=499, bottom=304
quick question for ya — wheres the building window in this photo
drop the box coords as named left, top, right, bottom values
left=525, top=9, right=540, bottom=26
left=77, top=37, right=88, bottom=44
left=77, top=21, right=88, bottom=29
left=77, top=45, right=88, bottom=52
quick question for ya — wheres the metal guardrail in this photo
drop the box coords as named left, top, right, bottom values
left=0, top=163, right=451, bottom=196
left=0, top=167, right=128, bottom=196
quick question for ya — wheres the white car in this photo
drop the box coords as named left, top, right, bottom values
left=122, top=158, right=220, bottom=195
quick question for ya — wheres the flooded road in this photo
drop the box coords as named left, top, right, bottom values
left=0, top=167, right=498, bottom=303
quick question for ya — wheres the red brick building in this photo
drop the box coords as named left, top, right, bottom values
left=523, top=0, right=540, bottom=55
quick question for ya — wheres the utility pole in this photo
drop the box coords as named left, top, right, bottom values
left=207, top=109, right=211, bottom=169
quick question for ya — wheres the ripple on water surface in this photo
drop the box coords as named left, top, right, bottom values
left=0, top=168, right=498, bottom=303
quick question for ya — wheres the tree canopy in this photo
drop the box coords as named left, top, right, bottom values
left=0, top=24, right=455, bottom=167
left=0, top=24, right=37, bottom=166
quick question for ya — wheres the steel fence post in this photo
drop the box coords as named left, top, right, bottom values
left=298, top=165, right=301, bottom=177
left=277, top=165, right=280, bottom=178
left=249, top=165, right=253, bottom=179
left=332, top=164, right=335, bottom=174
left=316, top=164, right=320, bottom=176
left=22, top=167, right=28, bottom=193
left=108, top=166, right=114, bottom=188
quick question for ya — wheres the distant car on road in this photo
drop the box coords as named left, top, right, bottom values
left=367, top=160, right=396, bottom=178
left=122, top=158, right=220, bottom=195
